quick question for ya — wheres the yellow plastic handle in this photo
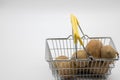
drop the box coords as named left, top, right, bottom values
left=71, top=14, right=84, bottom=46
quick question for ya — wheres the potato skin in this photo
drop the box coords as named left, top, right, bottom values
left=86, top=40, right=103, bottom=58
left=71, top=50, right=88, bottom=68
left=54, top=56, right=77, bottom=79
left=55, top=56, right=68, bottom=60
left=58, top=62, right=76, bottom=78
left=54, top=56, right=68, bottom=68
left=101, top=45, right=117, bottom=59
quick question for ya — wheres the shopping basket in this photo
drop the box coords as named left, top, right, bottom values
left=45, top=14, right=119, bottom=80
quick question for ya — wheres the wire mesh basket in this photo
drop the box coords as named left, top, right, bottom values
left=45, top=15, right=119, bottom=80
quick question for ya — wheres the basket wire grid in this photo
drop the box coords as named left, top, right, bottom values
left=45, top=15, right=119, bottom=80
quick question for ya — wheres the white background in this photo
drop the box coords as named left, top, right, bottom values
left=0, top=0, right=120, bottom=80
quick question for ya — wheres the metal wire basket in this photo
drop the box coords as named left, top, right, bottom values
left=45, top=15, right=119, bottom=80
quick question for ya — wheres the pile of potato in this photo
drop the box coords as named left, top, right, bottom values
left=54, top=39, right=118, bottom=79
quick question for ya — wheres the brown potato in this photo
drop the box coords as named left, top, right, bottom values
left=71, top=50, right=89, bottom=74
left=54, top=56, right=77, bottom=79
left=101, top=45, right=117, bottom=59
left=71, top=50, right=88, bottom=68
left=54, top=56, right=68, bottom=68
left=55, top=56, right=68, bottom=60
left=86, top=40, right=103, bottom=58
left=58, top=61, right=77, bottom=78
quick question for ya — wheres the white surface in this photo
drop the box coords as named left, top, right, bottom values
left=0, top=0, right=120, bottom=80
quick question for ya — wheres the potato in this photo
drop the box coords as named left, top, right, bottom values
left=54, top=56, right=77, bottom=79
left=58, top=61, right=77, bottom=78
left=71, top=50, right=88, bottom=68
left=54, top=56, right=68, bottom=68
left=89, top=61, right=109, bottom=74
left=101, top=45, right=118, bottom=59
left=86, top=40, right=103, bottom=58
left=71, top=50, right=89, bottom=74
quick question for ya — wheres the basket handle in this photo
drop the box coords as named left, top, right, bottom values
left=70, top=14, right=93, bottom=60
left=70, top=14, right=84, bottom=45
